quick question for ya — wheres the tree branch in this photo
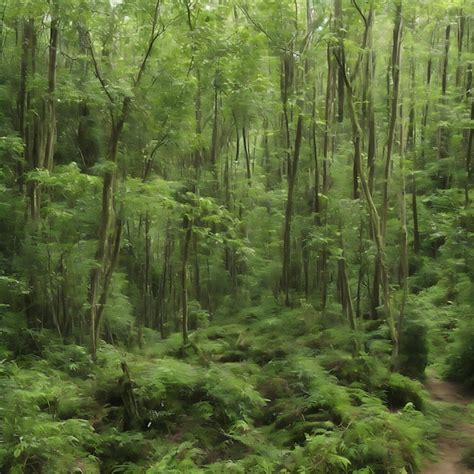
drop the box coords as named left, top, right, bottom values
left=238, top=5, right=275, bottom=44
left=86, top=31, right=115, bottom=104
left=134, top=0, right=164, bottom=88
left=351, top=0, right=367, bottom=29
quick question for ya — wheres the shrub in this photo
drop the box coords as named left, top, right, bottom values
left=398, top=319, right=429, bottom=379
left=1, top=414, right=98, bottom=473
left=205, top=364, right=266, bottom=423
left=147, top=441, right=204, bottom=473
left=384, top=373, right=426, bottom=411
left=445, top=317, right=474, bottom=388
left=45, top=343, right=93, bottom=377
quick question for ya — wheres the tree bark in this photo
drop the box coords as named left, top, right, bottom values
left=335, top=43, right=398, bottom=357
left=381, top=2, right=402, bottom=237
left=181, top=216, right=192, bottom=345
left=282, top=115, right=303, bottom=306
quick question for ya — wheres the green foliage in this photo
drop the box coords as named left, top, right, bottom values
left=45, top=343, right=94, bottom=378
left=205, top=363, right=266, bottom=423
left=398, top=319, right=429, bottom=379
left=0, top=360, right=98, bottom=473
left=446, top=317, right=474, bottom=388
left=0, top=0, right=471, bottom=471
left=0, top=309, right=439, bottom=473
left=384, top=373, right=426, bottom=411
left=289, top=432, right=351, bottom=473
left=147, top=442, right=204, bottom=473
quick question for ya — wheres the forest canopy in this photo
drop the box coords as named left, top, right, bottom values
left=0, top=0, right=473, bottom=472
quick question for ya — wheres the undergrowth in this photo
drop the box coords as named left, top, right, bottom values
left=0, top=306, right=439, bottom=473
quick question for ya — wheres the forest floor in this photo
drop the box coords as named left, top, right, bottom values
left=422, top=372, right=474, bottom=473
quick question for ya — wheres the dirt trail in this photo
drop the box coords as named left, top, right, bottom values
left=422, top=374, right=474, bottom=474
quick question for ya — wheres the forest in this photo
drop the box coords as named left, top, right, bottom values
left=0, top=0, right=473, bottom=472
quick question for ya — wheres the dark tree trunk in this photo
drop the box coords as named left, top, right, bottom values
left=282, top=115, right=303, bottom=306
left=181, top=216, right=192, bottom=345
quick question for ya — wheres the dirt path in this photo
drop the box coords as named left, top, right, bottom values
left=422, top=374, right=474, bottom=473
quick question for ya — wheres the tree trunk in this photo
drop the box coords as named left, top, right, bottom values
left=181, top=216, right=192, bottom=345
left=456, top=11, right=466, bottom=89
left=323, top=43, right=333, bottom=195
left=89, top=125, right=123, bottom=359
left=334, top=0, right=344, bottom=123
left=366, top=9, right=376, bottom=195
left=437, top=23, right=451, bottom=185
left=210, top=75, right=219, bottom=177
left=338, top=237, right=358, bottom=355
left=282, top=115, right=303, bottom=306
left=408, top=56, right=421, bottom=254
left=465, top=99, right=473, bottom=207
left=396, top=103, right=409, bottom=365
left=381, top=2, right=402, bottom=237
left=311, top=83, right=320, bottom=219
left=336, top=41, right=398, bottom=357
left=242, top=125, right=252, bottom=184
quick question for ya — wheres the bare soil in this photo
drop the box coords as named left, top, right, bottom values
left=422, top=374, right=474, bottom=474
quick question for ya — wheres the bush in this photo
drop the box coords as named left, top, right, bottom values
left=97, top=429, right=150, bottom=470
left=445, top=318, right=474, bottom=387
left=205, top=363, right=266, bottom=423
left=398, top=319, right=429, bottom=379
left=147, top=441, right=204, bottom=472
left=384, top=373, right=426, bottom=411
left=45, top=343, right=93, bottom=377
left=1, top=411, right=98, bottom=473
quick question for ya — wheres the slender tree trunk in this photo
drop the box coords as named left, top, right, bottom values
left=456, top=10, right=466, bottom=89
left=157, top=221, right=172, bottom=338
left=28, top=18, right=58, bottom=222
left=282, top=115, right=303, bottom=306
left=336, top=44, right=398, bottom=357
left=263, top=117, right=272, bottom=189
left=87, top=0, right=161, bottom=358
left=421, top=55, right=433, bottom=162
left=408, top=56, right=421, bottom=254
left=381, top=2, right=402, bottom=237
left=355, top=221, right=364, bottom=319
left=242, top=125, right=252, bottom=184
left=338, top=226, right=358, bottom=354
left=375, top=2, right=402, bottom=322
left=323, top=42, right=334, bottom=195
left=181, top=216, right=192, bottom=345
left=17, top=19, right=34, bottom=194
left=210, top=75, right=219, bottom=177
left=193, top=234, right=201, bottom=305
left=366, top=9, right=376, bottom=195
left=45, top=18, right=58, bottom=172
left=334, top=0, right=344, bottom=123
left=311, top=83, right=320, bottom=219
left=194, top=68, right=203, bottom=173
left=138, top=212, right=151, bottom=346
left=302, top=235, right=310, bottom=298
left=396, top=103, right=409, bottom=365
left=442, top=24, right=451, bottom=97
left=319, top=39, right=336, bottom=310
left=466, top=98, right=473, bottom=207
left=437, top=23, right=451, bottom=185
left=89, top=119, right=126, bottom=359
